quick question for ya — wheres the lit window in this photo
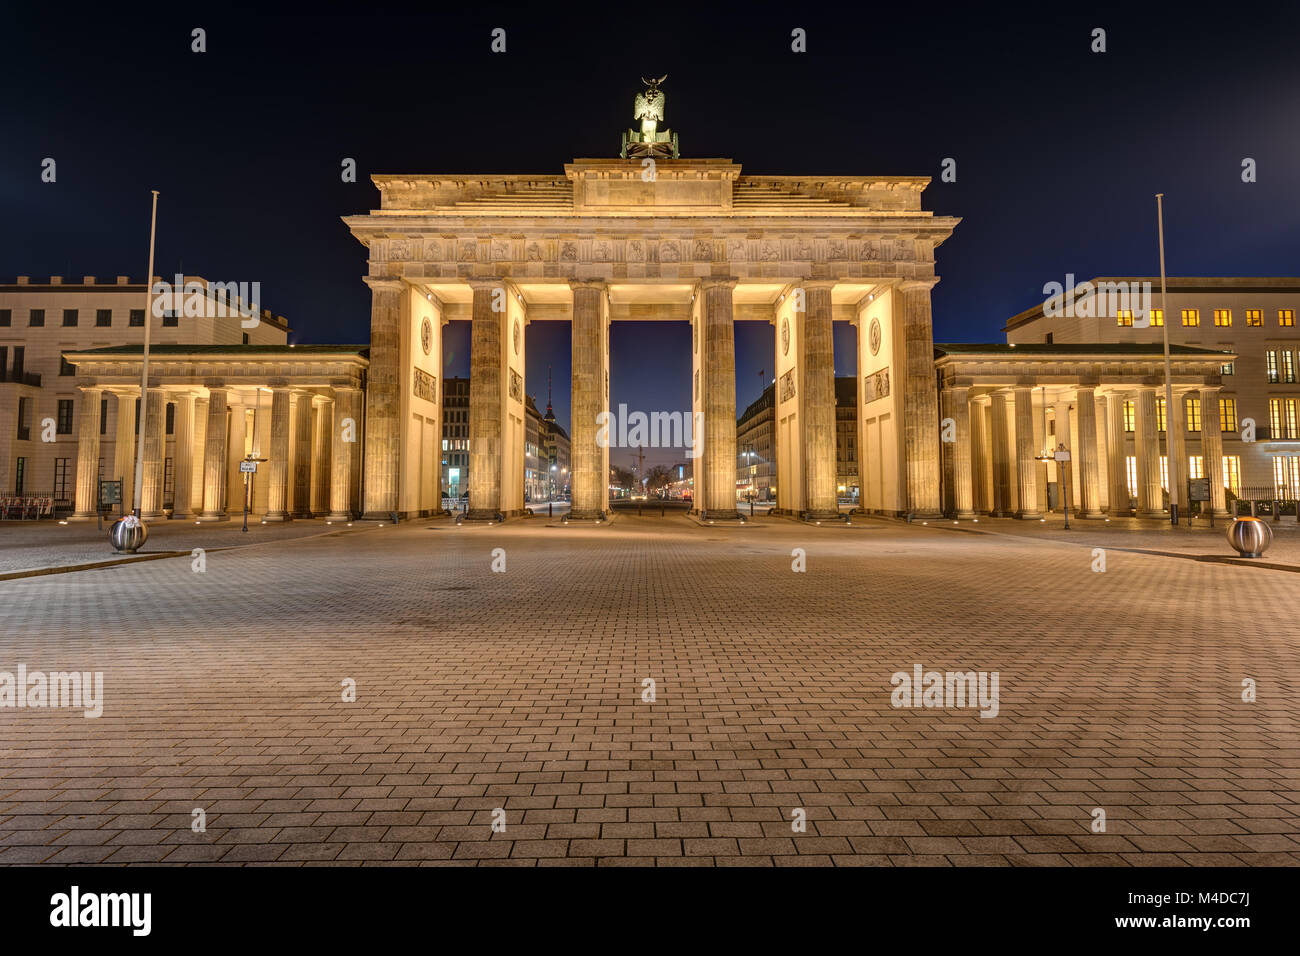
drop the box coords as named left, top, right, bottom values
left=1214, top=309, right=1232, bottom=327
left=1149, top=309, right=1164, bottom=327
left=1267, top=350, right=1280, bottom=383
left=1281, top=310, right=1295, bottom=327
left=1270, top=398, right=1283, bottom=437
left=1221, top=362, right=1235, bottom=376
left=1220, top=397, right=1237, bottom=432
left=1275, top=457, right=1300, bottom=499
left=1159, top=456, right=1168, bottom=491
left=1123, top=400, right=1135, bottom=433
left=1223, top=456, right=1242, bottom=496
left=1246, top=309, right=1263, bottom=327
left=1184, top=397, right=1201, bottom=432
left=1283, top=351, right=1296, bottom=384
left=1276, top=398, right=1300, bottom=439
left=1189, top=456, right=1204, bottom=479
left=1116, top=310, right=1133, bottom=327
left=1181, top=309, right=1199, bottom=327
left=1156, top=398, right=1166, bottom=433
left=1125, top=456, right=1137, bottom=496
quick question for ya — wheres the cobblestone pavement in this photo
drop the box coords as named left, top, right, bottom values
left=1, top=514, right=1296, bottom=866
left=0, top=517, right=363, bottom=575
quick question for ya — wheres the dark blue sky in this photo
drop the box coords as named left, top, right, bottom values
left=6, top=2, right=1298, bottom=450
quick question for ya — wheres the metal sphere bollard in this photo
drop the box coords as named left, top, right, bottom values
left=1226, top=515, right=1272, bottom=558
left=109, top=515, right=149, bottom=553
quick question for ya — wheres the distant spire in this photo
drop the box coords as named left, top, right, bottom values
left=544, top=365, right=555, bottom=421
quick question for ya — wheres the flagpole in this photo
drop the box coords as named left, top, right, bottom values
left=1156, top=193, right=1177, bottom=525
left=133, top=190, right=159, bottom=516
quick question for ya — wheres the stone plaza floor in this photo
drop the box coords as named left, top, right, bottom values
left=0, top=512, right=1297, bottom=866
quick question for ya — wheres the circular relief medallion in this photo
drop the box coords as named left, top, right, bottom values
left=420, top=317, right=432, bottom=355
left=513, top=319, right=521, bottom=355
left=781, top=316, right=790, bottom=356
left=869, top=317, right=882, bottom=356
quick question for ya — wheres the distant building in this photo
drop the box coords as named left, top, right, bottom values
left=525, top=394, right=546, bottom=502
left=736, top=378, right=858, bottom=502
left=442, top=376, right=470, bottom=498
left=541, top=392, right=570, bottom=498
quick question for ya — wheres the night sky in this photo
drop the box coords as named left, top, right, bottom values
left=6, top=3, right=1299, bottom=467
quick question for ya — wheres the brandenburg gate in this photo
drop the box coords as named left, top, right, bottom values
left=344, top=81, right=958, bottom=521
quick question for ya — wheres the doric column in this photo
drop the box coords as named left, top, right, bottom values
left=1075, top=388, right=1105, bottom=517
left=329, top=387, right=361, bottom=521
left=942, top=386, right=975, bottom=518
left=1200, top=387, right=1228, bottom=516
left=898, top=280, right=942, bottom=516
left=291, top=390, right=314, bottom=518
left=702, top=277, right=739, bottom=518
left=1106, top=391, right=1131, bottom=516
left=802, top=280, right=838, bottom=518
left=361, top=276, right=403, bottom=518
left=71, top=386, right=103, bottom=519
left=171, top=393, right=195, bottom=519
left=569, top=279, right=606, bottom=519
left=466, top=278, right=505, bottom=520
left=112, top=389, right=137, bottom=515
left=1167, top=388, right=1188, bottom=516
left=140, top=390, right=167, bottom=518
left=264, top=386, right=292, bottom=521
left=190, top=396, right=208, bottom=515
left=1135, top=386, right=1163, bottom=516
left=199, top=387, right=229, bottom=520
left=1013, top=386, right=1042, bottom=518
left=1095, top=394, right=1111, bottom=513
left=312, top=398, right=333, bottom=516
left=970, top=397, right=990, bottom=514
left=990, top=391, right=1013, bottom=517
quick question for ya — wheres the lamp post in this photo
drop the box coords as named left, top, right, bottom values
left=1156, top=193, right=1177, bottom=525
left=109, top=190, right=159, bottom=554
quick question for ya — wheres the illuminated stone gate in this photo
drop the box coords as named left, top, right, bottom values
left=344, top=84, right=958, bottom=520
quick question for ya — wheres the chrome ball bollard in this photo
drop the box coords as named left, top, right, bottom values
left=1226, top=515, right=1272, bottom=558
left=108, top=515, right=149, bottom=553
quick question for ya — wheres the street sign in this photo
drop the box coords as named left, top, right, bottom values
left=239, top=460, right=258, bottom=473
left=99, top=480, right=122, bottom=505
left=1053, top=450, right=1071, bottom=462
left=1188, top=478, right=1210, bottom=502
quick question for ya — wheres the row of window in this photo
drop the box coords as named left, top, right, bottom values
left=1122, top=456, right=1244, bottom=496
left=1121, top=397, right=1239, bottom=433
left=0, top=308, right=179, bottom=328
left=15, top=396, right=179, bottom=441
left=1117, top=309, right=1296, bottom=328
left=1265, top=349, right=1298, bottom=383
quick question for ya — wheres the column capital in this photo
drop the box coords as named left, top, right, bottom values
left=567, top=278, right=607, bottom=291
left=77, top=384, right=104, bottom=395
left=466, top=276, right=506, bottom=291
left=1198, top=384, right=1222, bottom=394
left=698, top=276, right=737, bottom=291
left=363, top=275, right=404, bottom=293
left=799, top=278, right=837, bottom=291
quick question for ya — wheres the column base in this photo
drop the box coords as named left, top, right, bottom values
left=702, top=509, right=740, bottom=520
left=1140, top=510, right=1167, bottom=519
left=802, top=510, right=840, bottom=521
left=263, top=512, right=293, bottom=522
left=197, top=512, right=227, bottom=522
left=142, top=510, right=166, bottom=520
left=326, top=512, right=354, bottom=522
left=68, top=512, right=98, bottom=522
left=1015, top=511, right=1043, bottom=519
left=955, top=511, right=978, bottom=519
left=567, top=510, right=607, bottom=521
left=464, top=509, right=506, bottom=522
left=1080, top=510, right=1108, bottom=519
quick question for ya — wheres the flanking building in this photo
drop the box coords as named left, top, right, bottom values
left=1003, top=277, right=1300, bottom=503
left=0, top=275, right=290, bottom=513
